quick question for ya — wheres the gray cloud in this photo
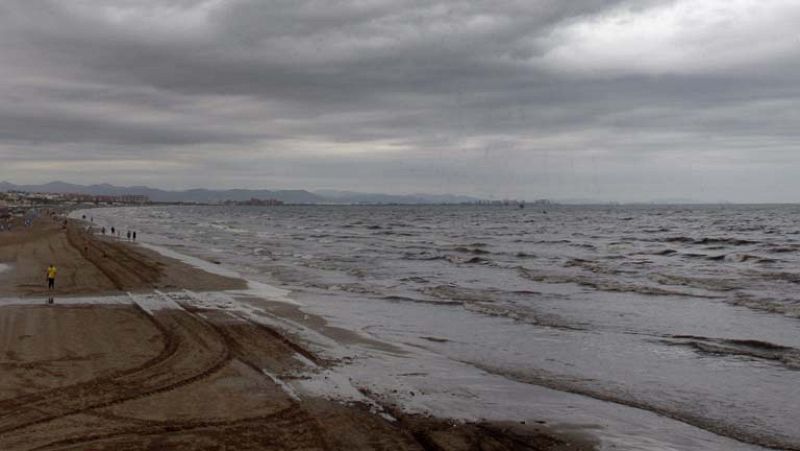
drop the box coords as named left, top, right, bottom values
left=1, top=0, right=799, bottom=201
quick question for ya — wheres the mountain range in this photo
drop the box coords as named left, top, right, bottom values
left=0, top=181, right=483, bottom=205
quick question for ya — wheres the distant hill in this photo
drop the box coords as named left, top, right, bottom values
left=0, top=182, right=483, bottom=205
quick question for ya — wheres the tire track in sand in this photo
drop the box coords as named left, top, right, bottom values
left=0, top=293, right=231, bottom=436
left=0, top=292, right=429, bottom=451
left=30, top=405, right=327, bottom=451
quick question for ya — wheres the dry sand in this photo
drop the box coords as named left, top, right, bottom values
left=0, top=216, right=596, bottom=450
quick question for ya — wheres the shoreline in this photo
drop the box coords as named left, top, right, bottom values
left=0, top=215, right=596, bottom=450
left=69, top=205, right=795, bottom=451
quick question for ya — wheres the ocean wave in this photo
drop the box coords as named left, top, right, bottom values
left=377, top=230, right=415, bottom=236
left=655, top=251, right=777, bottom=264
left=722, top=225, right=765, bottom=232
left=327, top=283, right=383, bottom=295
left=517, top=267, right=719, bottom=298
left=462, top=302, right=583, bottom=330
left=423, top=285, right=538, bottom=303
left=416, top=285, right=581, bottom=329
left=681, top=253, right=709, bottom=259
left=564, top=258, right=622, bottom=275
left=402, top=252, right=446, bottom=261
left=653, top=249, right=678, bottom=256
left=751, top=271, right=800, bottom=284
left=663, top=335, right=800, bottom=370
left=466, top=242, right=489, bottom=247
left=727, top=294, right=800, bottom=318
left=763, top=246, right=800, bottom=253
left=449, top=246, right=491, bottom=255
left=642, top=227, right=671, bottom=233
left=663, top=236, right=695, bottom=243
left=697, top=237, right=758, bottom=246
left=381, top=287, right=569, bottom=328
left=731, top=254, right=779, bottom=264
left=401, top=251, right=492, bottom=265
left=534, top=239, right=571, bottom=245
left=382, top=295, right=459, bottom=305
left=446, top=255, right=491, bottom=264
left=647, top=273, right=738, bottom=292
left=466, top=362, right=793, bottom=450
left=601, top=254, right=626, bottom=260
left=207, top=222, right=249, bottom=234
left=515, top=252, right=536, bottom=259
left=400, top=276, right=430, bottom=284
left=420, top=336, right=449, bottom=343
left=664, top=237, right=758, bottom=246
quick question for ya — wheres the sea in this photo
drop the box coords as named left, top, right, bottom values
left=74, top=204, right=800, bottom=450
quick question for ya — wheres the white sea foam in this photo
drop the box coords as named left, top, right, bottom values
left=261, top=369, right=301, bottom=401
left=128, top=290, right=183, bottom=315
left=0, top=294, right=131, bottom=307
left=137, top=242, right=298, bottom=305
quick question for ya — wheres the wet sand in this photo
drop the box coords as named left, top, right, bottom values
left=0, top=217, right=596, bottom=450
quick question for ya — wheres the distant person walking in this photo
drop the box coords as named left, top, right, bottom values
left=133, top=231, right=137, bottom=241
left=127, top=231, right=131, bottom=240
left=46, top=264, right=57, bottom=291
left=111, top=226, right=115, bottom=235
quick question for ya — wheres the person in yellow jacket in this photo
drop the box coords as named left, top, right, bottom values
left=46, top=264, right=57, bottom=291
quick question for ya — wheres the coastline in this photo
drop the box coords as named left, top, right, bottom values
left=0, top=215, right=595, bottom=450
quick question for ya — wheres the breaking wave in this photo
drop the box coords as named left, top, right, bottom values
left=663, top=237, right=758, bottom=246
left=664, top=335, right=800, bottom=370
left=517, top=267, right=719, bottom=298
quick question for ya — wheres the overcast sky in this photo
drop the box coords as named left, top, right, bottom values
left=1, top=0, right=799, bottom=201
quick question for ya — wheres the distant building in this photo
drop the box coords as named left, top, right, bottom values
left=0, top=190, right=150, bottom=207
left=118, top=195, right=149, bottom=204
left=62, top=193, right=95, bottom=203
left=223, top=198, right=284, bottom=206
left=93, top=194, right=149, bottom=205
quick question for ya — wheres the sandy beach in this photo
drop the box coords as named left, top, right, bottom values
left=0, top=216, right=594, bottom=450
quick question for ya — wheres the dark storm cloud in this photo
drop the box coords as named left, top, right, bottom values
left=0, top=109, right=266, bottom=147
left=1, top=0, right=800, bottom=201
